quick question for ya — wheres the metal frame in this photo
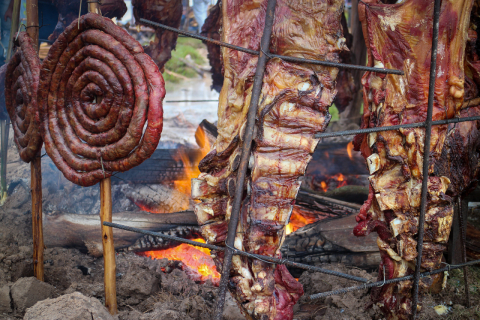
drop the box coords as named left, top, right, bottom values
left=103, top=1, right=480, bottom=318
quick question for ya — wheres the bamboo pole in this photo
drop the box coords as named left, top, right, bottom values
left=86, top=1, right=117, bottom=315
left=0, top=0, right=21, bottom=206
left=26, top=0, right=44, bottom=282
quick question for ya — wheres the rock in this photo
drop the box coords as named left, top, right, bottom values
left=11, top=277, right=56, bottom=313
left=24, top=292, right=115, bottom=320
left=117, top=266, right=160, bottom=305
left=0, top=284, right=12, bottom=313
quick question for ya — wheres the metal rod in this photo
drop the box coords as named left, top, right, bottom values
left=164, top=99, right=219, bottom=103
left=411, top=0, right=441, bottom=317
left=314, top=115, right=480, bottom=139
left=309, top=259, right=480, bottom=300
left=458, top=198, right=471, bottom=308
left=213, top=2, right=277, bottom=318
left=103, top=221, right=368, bottom=283
left=139, top=18, right=404, bottom=75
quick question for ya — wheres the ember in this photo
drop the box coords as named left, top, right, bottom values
left=317, top=173, right=348, bottom=193
left=140, top=238, right=220, bottom=285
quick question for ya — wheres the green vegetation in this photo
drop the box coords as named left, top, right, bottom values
left=163, top=38, right=207, bottom=83
left=329, top=104, right=339, bottom=121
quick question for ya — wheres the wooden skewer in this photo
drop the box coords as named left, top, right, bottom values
left=86, top=2, right=117, bottom=315
left=26, top=0, right=44, bottom=282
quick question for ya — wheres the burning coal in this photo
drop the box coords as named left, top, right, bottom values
left=140, top=238, right=220, bottom=286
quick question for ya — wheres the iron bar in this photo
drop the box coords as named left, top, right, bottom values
left=298, top=190, right=362, bottom=210
left=139, top=18, right=403, bottom=75
left=103, top=221, right=368, bottom=283
left=458, top=198, right=471, bottom=307
left=314, top=115, right=480, bottom=139
left=411, top=0, right=441, bottom=317
left=213, top=1, right=277, bottom=318
left=309, top=259, right=480, bottom=300
left=165, top=99, right=219, bottom=103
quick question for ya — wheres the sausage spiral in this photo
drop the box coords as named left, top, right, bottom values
left=38, top=13, right=165, bottom=186
left=5, top=32, right=43, bottom=163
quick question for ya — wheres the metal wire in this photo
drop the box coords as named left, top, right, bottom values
left=138, top=18, right=404, bottom=75
left=309, top=259, right=480, bottom=300
left=103, top=221, right=369, bottom=283
left=314, top=115, right=480, bottom=139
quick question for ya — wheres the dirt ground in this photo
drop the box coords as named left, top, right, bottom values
left=0, top=130, right=479, bottom=320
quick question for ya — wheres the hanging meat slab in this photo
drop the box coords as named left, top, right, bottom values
left=192, top=1, right=348, bottom=319
left=38, top=13, right=164, bottom=187
left=5, top=32, right=43, bottom=163
left=48, top=0, right=127, bottom=42
left=353, top=1, right=474, bottom=319
left=132, top=0, right=183, bottom=70
left=201, top=1, right=224, bottom=92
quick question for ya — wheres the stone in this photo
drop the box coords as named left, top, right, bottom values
left=117, top=266, right=160, bottom=305
left=0, top=284, right=12, bottom=313
left=10, top=277, right=56, bottom=313
left=24, top=292, right=115, bottom=320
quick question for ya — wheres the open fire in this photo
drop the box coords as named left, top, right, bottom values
left=134, top=128, right=362, bottom=283
left=140, top=238, right=221, bottom=286
left=135, top=126, right=217, bottom=283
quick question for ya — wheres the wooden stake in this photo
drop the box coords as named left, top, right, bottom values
left=30, top=157, right=43, bottom=281
left=87, top=1, right=117, bottom=315
left=26, top=0, right=44, bottom=282
left=100, top=177, right=117, bottom=314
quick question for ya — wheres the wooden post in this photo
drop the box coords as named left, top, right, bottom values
left=87, top=2, right=117, bottom=315
left=26, top=0, right=44, bottom=282
left=100, top=177, right=117, bottom=314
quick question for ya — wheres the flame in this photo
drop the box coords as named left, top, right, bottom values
left=141, top=238, right=220, bottom=285
left=320, top=181, right=328, bottom=192
left=173, top=127, right=212, bottom=195
left=347, top=141, right=354, bottom=160
left=286, top=208, right=323, bottom=235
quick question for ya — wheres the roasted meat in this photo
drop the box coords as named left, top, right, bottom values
left=132, top=0, right=182, bottom=70
left=5, top=32, right=43, bottom=163
left=192, top=1, right=348, bottom=319
left=201, top=1, right=223, bottom=92
left=353, top=1, right=474, bottom=318
left=38, top=13, right=165, bottom=187
left=48, top=0, right=127, bottom=42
